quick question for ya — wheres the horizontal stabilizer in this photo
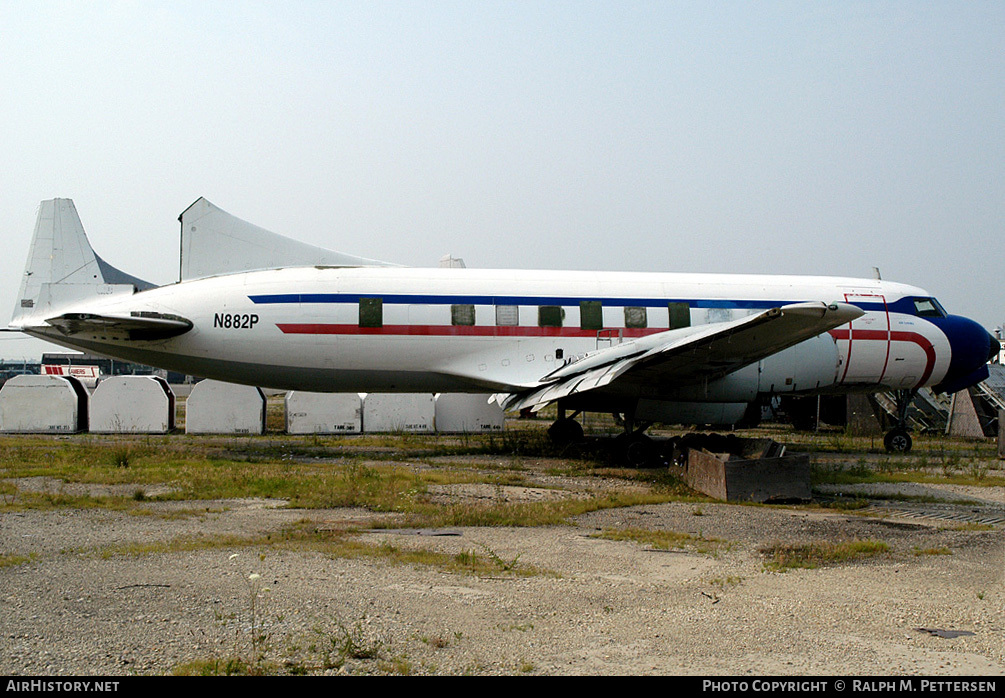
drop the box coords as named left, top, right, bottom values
left=502, top=301, right=863, bottom=412
left=44, top=312, right=193, bottom=341
left=179, top=198, right=400, bottom=280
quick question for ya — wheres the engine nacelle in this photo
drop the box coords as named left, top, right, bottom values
left=655, top=334, right=842, bottom=403
left=635, top=399, right=749, bottom=427
left=631, top=335, right=842, bottom=428
left=755, top=333, right=842, bottom=395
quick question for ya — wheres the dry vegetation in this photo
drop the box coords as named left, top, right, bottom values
left=1, top=417, right=1002, bottom=675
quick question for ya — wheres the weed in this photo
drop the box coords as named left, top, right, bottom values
left=474, top=541, right=523, bottom=573
left=111, top=446, right=133, bottom=468
left=331, top=620, right=383, bottom=661
left=172, top=657, right=266, bottom=676
left=966, top=461, right=989, bottom=481
left=421, top=634, right=452, bottom=649
left=707, top=575, right=743, bottom=589
left=912, top=546, right=951, bottom=556
left=820, top=496, right=870, bottom=510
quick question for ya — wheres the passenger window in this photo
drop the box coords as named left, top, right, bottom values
left=668, top=302, right=691, bottom=329
left=624, top=306, right=647, bottom=329
left=538, top=306, right=564, bottom=328
left=359, top=297, right=383, bottom=328
left=580, top=301, right=603, bottom=330
left=451, top=304, right=475, bottom=326
left=496, top=305, right=519, bottom=326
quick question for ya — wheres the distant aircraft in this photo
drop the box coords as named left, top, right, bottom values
left=6, top=199, right=998, bottom=458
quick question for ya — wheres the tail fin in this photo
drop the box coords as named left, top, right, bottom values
left=10, top=199, right=155, bottom=328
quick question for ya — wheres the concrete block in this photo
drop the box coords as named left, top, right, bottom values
left=0, top=375, right=88, bottom=433
left=846, top=393, right=882, bottom=436
left=362, top=393, right=434, bottom=433
left=185, top=380, right=266, bottom=434
left=90, top=376, right=175, bottom=433
left=435, top=394, right=504, bottom=433
left=947, top=389, right=984, bottom=439
left=285, top=392, right=362, bottom=434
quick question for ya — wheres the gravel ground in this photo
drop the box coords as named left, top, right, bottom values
left=1, top=458, right=1003, bottom=676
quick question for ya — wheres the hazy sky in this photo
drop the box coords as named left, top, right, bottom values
left=2, top=1, right=1002, bottom=359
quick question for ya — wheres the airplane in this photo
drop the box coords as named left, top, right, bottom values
left=5, top=198, right=998, bottom=461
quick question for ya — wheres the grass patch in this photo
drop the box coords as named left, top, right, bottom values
left=944, top=522, right=996, bottom=532
left=0, top=552, right=35, bottom=568
left=393, top=490, right=681, bottom=529
left=592, top=527, right=729, bottom=555
left=812, top=461, right=1005, bottom=489
left=72, top=523, right=555, bottom=578
left=760, top=539, right=889, bottom=571
left=171, top=657, right=275, bottom=676
left=1, top=491, right=148, bottom=513
left=283, top=525, right=555, bottom=578
left=75, top=533, right=261, bottom=560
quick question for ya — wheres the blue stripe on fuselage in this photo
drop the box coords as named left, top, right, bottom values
left=249, top=293, right=792, bottom=309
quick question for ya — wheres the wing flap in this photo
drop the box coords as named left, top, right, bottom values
left=503, top=301, right=862, bottom=411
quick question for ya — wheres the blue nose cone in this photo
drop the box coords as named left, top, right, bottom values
left=930, top=316, right=997, bottom=394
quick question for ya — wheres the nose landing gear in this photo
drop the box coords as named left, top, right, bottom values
left=883, top=389, right=917, bottom=453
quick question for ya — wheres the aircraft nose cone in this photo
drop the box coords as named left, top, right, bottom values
left=931, top=316, right=995, bottom=394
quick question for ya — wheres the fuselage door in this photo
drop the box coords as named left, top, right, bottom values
left=837, top=293, right=890, bottom=386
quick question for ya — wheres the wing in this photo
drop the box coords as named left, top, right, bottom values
left=501, top=301, right=863, bottom=412
left=43, top=312, right=193, bottom=341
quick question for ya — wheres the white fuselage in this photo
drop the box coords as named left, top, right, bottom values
left=24, top=266, right=952, bottom=402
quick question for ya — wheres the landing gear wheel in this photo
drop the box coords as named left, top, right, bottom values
left=617, top=433, right=655, bottom=468
left=548, top=417, right=584, bottom=446
left=884, top=428, right=912, bottom=454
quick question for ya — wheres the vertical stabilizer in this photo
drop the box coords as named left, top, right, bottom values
left=179, top=197, right=400, bottom=281
left=10, top=199, right=153, bottom=328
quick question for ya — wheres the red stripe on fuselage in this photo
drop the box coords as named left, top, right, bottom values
left=275, top=323, right=665, bottom=338
left=829, top=329, right=937, bottom=388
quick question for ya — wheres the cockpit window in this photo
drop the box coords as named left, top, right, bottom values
left=913, top=297, right=947, bottom=318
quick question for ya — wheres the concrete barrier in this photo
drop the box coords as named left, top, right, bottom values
left=434, top=394, right=505, bottom=433
left=0, top=375, right=88, bottom=433
left=285, top=392, right=363, bottom=434
left=362, top=393, right=434, bottom=433
left=90, top=376, right=175, bottom=433
left=185, top=380, right=266, bottom=434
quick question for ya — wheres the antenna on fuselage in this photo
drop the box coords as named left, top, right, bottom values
left=872, top=267, right=882, bottom=280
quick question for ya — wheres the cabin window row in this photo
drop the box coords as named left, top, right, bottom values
left=358, top=298, right=691, bottom=330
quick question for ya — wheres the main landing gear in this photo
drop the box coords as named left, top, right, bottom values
left=883, top=389, right=917, bottom=453
left=613, top=412, right=656, bottom=467
left=547, top=404, right=658, bottom=467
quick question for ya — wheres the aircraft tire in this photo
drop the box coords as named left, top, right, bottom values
left=883, top=428, right=912, bottom=454
left=548, top=417, right=584, bottom=446
left=618, top=433, right=656, bottom=468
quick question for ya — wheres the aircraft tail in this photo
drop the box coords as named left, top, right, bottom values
left=10, top=199, right=155, bottom=329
